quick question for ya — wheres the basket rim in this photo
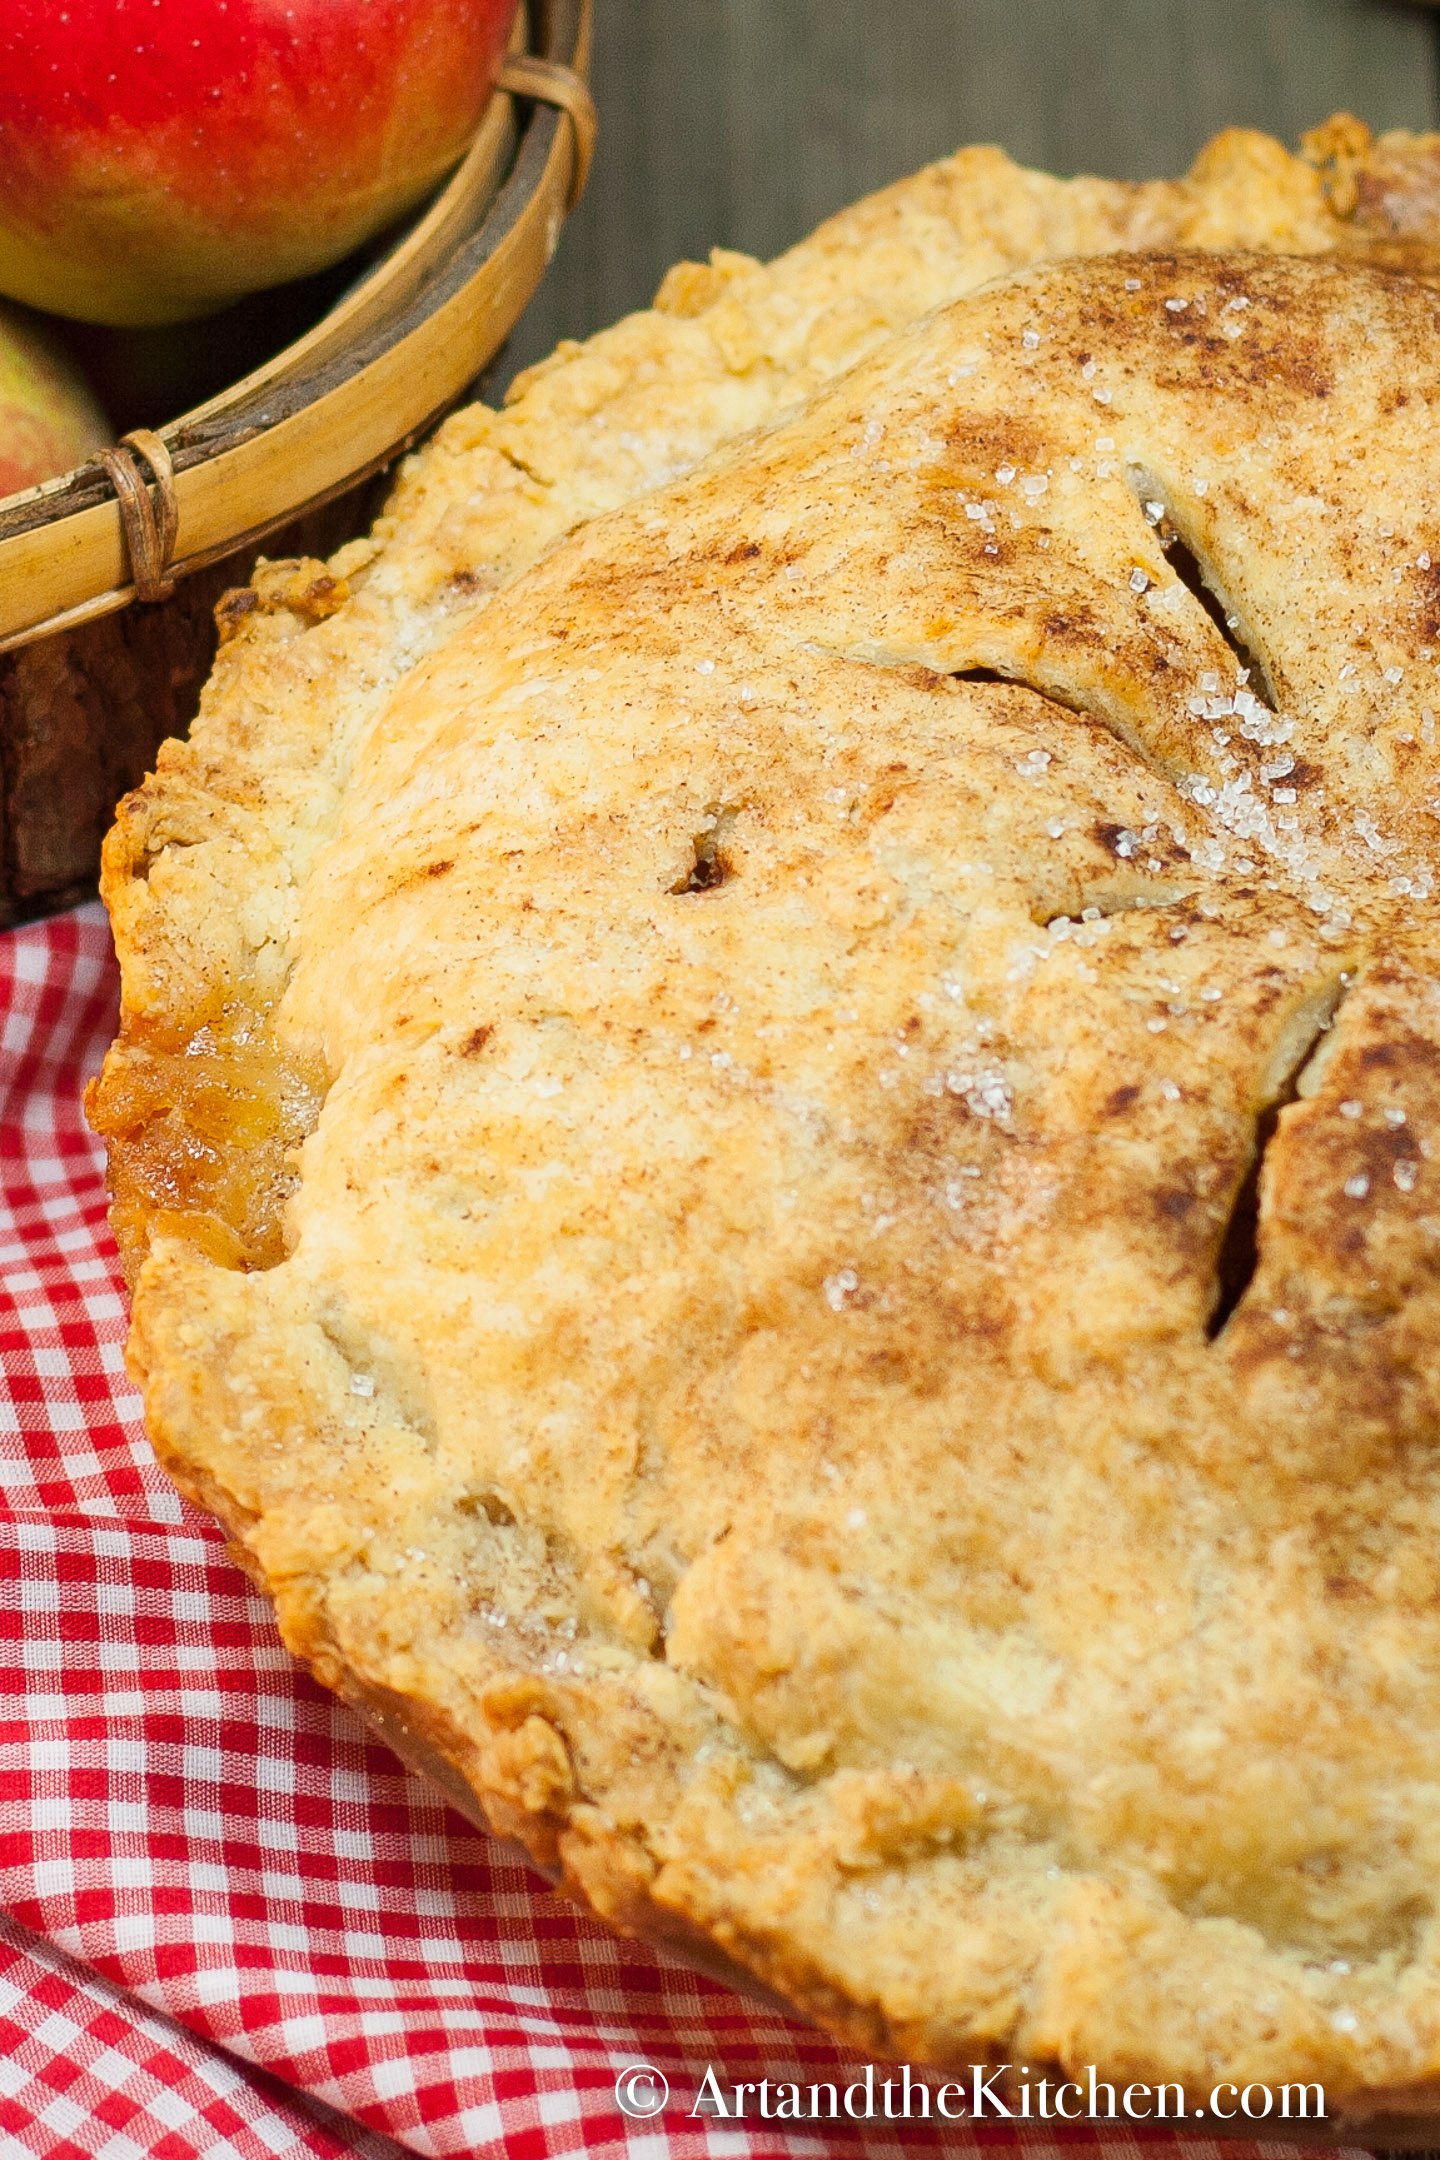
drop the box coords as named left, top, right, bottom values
left=0, top=0, right=591, bottom=653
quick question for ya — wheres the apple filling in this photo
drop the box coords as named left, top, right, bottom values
left=88, top=996, right=324, bottom=1282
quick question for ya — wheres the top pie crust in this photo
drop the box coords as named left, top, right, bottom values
left=92, top=121, right=1440, bottom=2113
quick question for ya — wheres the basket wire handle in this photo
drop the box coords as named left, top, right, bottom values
left=496, top=55, right=598, bottom=211
left=95, top=429, right=178, bottom=604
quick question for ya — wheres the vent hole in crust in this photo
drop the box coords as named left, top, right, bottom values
left=1036, top=887, right=1197, bottom=929
left=1127, top=470, right=1279, bottom=710
left=670, top=807, right=738, bottom=894
left=1165, top=534, right=1277, bottom=709
left=671, top=834, right=729, bottom=893
left=1207, top=985, right=1348, bottom=1339
left=820, top=642, right=1179, bottom=784
left=1208, top=1102, right=1282, bottom=1339
left=458, top=1487, right=517, bottom=1527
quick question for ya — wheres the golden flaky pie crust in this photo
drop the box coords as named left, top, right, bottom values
left=92, top=121, right=1440, bottom=2117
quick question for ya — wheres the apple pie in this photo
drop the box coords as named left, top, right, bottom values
left=92, top=122, right=1440, bottom=2117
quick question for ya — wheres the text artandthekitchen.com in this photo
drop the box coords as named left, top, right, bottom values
left=690, top=2062, right=1326, bottom=2122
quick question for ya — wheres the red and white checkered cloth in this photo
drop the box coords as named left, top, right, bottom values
left=0, top=903, right=1378, bottom=2160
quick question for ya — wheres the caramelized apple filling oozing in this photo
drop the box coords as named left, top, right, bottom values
left=87, top=999, right=326, bottom=1282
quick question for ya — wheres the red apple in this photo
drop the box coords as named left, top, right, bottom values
left=0, top=303, right=108, bottom=499
left=0, top=0, right=520, bottom=327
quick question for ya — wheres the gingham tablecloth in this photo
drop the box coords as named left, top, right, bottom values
left=0, top=902, right=1376, bottom=2160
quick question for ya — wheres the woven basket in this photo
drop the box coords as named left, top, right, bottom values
left=0, top=0, right=593, bottom=925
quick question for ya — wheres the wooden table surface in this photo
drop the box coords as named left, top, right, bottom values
left=503, top=0, right=1440, bottom=385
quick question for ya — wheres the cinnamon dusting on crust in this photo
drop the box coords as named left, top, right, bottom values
left=95, top=126, right=1440, bottom=2110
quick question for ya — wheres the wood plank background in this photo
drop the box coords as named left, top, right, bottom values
left=502, top=0, right=1440, bottom=387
